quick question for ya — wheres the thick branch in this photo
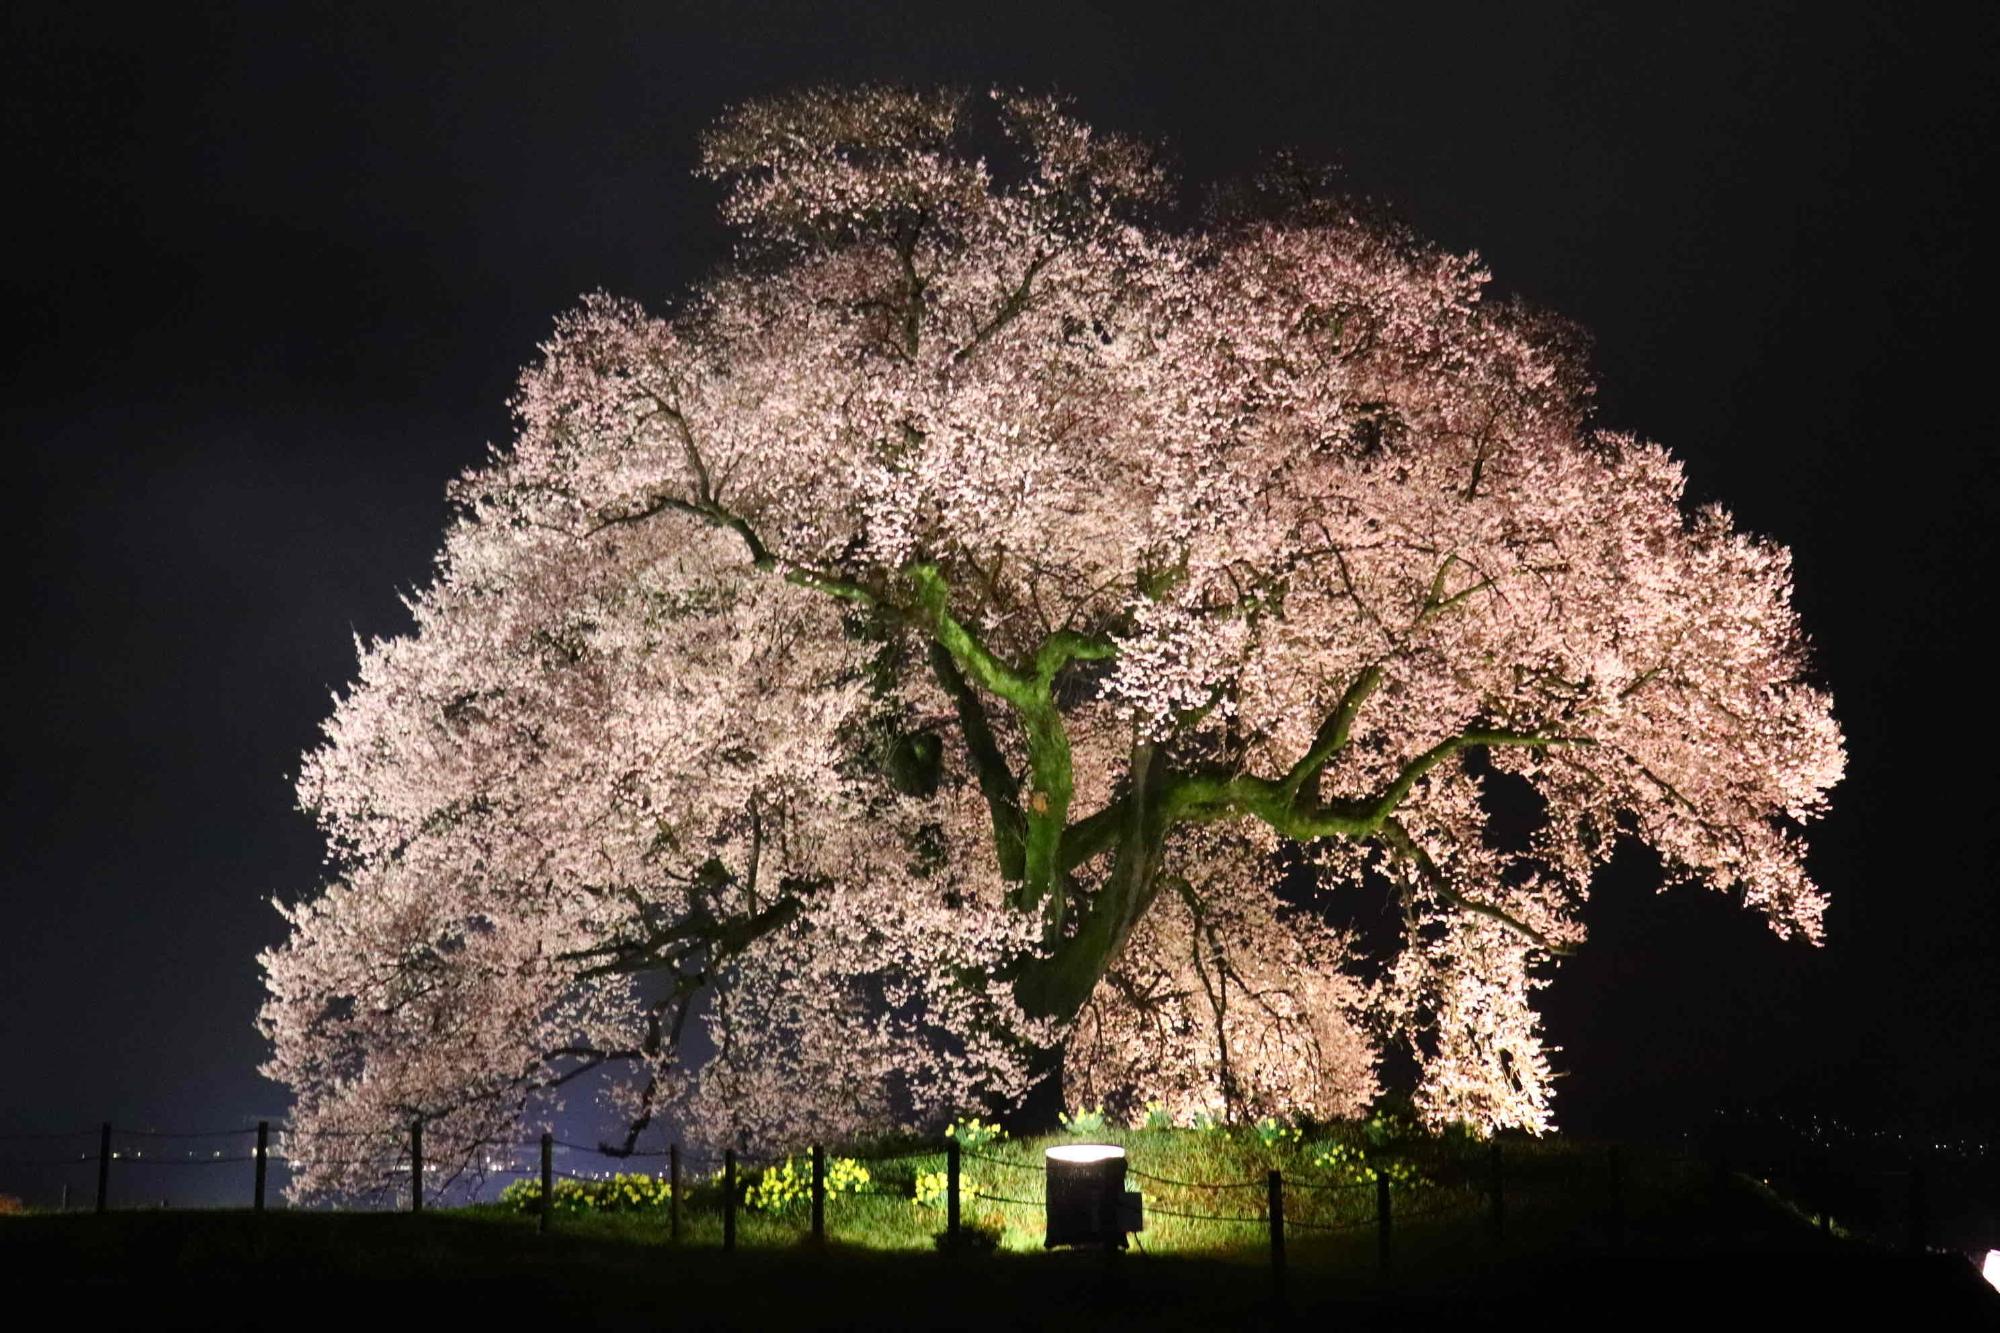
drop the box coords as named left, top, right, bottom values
left=1412, top=552, right=1498, bottom=629
left=1059, top=793, right=1129, bottom=871
left=1350, top=728, right=1588, bottom=829
left=908, top=564, right=1077, bottom=927
left=1174, top=727, right=1591, bottom=842
left=929, top=642, right=1026, bottom=881
left=1032, top=629, right=1117, bottom=680
left=908, top=564, right=1034, bottom=702
left=1279, top=665, right=1384, bottom=800
left=1014, top=745, right=1172, bottom=1020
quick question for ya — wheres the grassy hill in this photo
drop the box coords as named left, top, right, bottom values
left=5, top=1130, right=1995, bottom=1329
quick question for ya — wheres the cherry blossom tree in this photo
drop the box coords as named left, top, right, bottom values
left=261, top=86, right=1843, bottom=1195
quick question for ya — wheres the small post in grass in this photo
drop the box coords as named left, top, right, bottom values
left=1708, top=1137, right=1731, bottom=1240
left=946, top=1136, right=961, bottom=1247
left=723, top=1149, right=737, bottom=1253
left=1267, top=1169, right=1286, bottom=1305
left=1907, top=1164, right=1927, bottom=1254
left=1489, top=1139, right=1504, bottom=1242
left=96, top=1122, right=110, bottom=1214
left=410, top=1117, right=424, bottom=1214
left=669, top=1143, right=681, bottom=1243
left=539, top=1132, right=554, bottom=1235
left=811, top=1144, right=826, bottom=1246
left=254, top=1121, right=269, bottom=1213
left=1607, top=1145, right=1624, bottom=1249
left=1376, top=1173, right=1392, bottom=1274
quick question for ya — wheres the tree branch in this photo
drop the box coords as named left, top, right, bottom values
left=908, top=563, right=1078, bottom=926
left=1375, top=818, right=1574, bottom=955
left=561, top=894, right=803, bottom=979
left=1279, top=664, right=1384, bottom=800
left=1013, top=745, right=1172, bottom=1020
left=929, top=642, right=1026, bottom=881
left=1031, top=629, right=1117, bottom=681
left=587, top=487, right=886, bottom=612
left=1169, top=726, right=1593, bottom=842
left=1060, top=793, right=1129, bottom=871
left=951, top=250, right=1054, bottom=364
left=896, top=219, right=927, bottom=358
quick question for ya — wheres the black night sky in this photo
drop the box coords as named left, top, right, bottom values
left=4, top=2, right=1996, bottom=1187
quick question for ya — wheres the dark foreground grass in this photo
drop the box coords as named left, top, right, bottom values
left=5, top=1140, right=1996, bottom=1330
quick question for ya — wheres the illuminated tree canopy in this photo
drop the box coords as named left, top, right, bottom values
left=261, top=86, right=1843, bottom=1194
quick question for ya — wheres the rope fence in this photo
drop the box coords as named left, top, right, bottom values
left=1144, top=1203, right=1265, bottom=1224
left=1127, top=1166, right=1265, bottom=1190
left=970, top=1191, right=1042, bottom=1208
left=958, top=1149, right=1044, bottom=1173
left=7, top=1119, right=1836, bottom=1302
left=1284, top=1214, right=1375, bottom=1233
left=851, top=1144, right=947, bottom=1163
left=1281, top=1175, right=1378, bottom=1193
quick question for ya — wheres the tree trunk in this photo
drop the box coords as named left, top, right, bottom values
left=1005, top=1046, right=1071, bottom=1134
left=1006, top=746, right=1173, bottom=1126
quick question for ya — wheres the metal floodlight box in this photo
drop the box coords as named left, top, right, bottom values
left=1043, top=1143, right=1137, bottom=1248
left=1118, top=1189, right=1144, bottom=1234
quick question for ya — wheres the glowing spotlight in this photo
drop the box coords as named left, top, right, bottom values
left=1043, top=1143, right=1137, bottom=1249
left=1981, top=1250, right=2000, bottom=1295
left=1044, top=1144, right=1126, bottom=1165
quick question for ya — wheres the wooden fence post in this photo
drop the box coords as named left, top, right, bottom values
left=96, top=1122, right=110, bottom=1214
left=1376, top=1173, right=1392, bottom=1274
left=1267, top=1169, right=1286, bottom=1305
left=410, top=1117, right=424, bottom=1214
left=670, top=1143, right=681, bottom=1244
left=1490, top=1139, right=1504, bottom=1242
left=1607, top=1145, right=1624, bottom=1249
left=811, top=1144, right=826, bottom=1246
left=1710, top=1140, right=1729, bottom=1217
left=254, top=1121, right=269, bottom=1213
left=946, top=1137, right=961, bottom=1247
left=1907, top=1164, right=1927, bottom=1254
left=539, top=1132, right=554, bottom=1235
left=723, top=1149, right=737, bottom=1253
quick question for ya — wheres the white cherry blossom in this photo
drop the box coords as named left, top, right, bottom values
left=261, top=87, right=1843, bottom=1193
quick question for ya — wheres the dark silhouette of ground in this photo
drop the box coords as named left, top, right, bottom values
left=5, top=1184, right=1994, bottom=1330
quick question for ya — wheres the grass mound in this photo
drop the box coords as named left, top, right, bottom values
left=476, top=1119, right=1707, bottom=1260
